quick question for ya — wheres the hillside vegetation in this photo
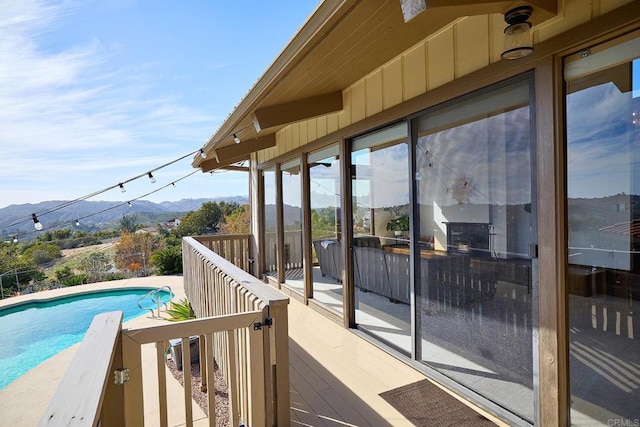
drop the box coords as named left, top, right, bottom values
left=0, top=201, right=250, bottom=298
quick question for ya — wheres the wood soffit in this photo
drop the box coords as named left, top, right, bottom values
left=195, top=0, right=558, bottom=171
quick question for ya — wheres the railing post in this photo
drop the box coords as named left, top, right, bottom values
left=270, top=301, right=290, bottom=426
left=249, top=310, right=267, bottom=427
left=122, top=333, right=144, bottom=427
left=100, top=331, right=125, bottom=426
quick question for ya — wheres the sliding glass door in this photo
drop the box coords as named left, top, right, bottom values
left=351, top=123, right=411, bottom=354
left=308, top=145, right=343, bottom=313
left=414, top=77, right=536, bottom=422
left=262, top=167, right=277, bottom=277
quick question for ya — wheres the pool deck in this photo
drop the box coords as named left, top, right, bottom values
left=0, top=275, right=200, bottom=427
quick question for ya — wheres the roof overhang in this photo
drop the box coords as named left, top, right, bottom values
left=194, top=0, right=557, bottom=171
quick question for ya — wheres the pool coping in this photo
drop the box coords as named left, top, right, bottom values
left=0, top=275, right=183, bottom=310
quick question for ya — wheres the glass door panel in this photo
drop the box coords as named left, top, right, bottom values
left=309, top=146, right=343, bottom=314
left=565, top=34, right=640, bottom=425
left=281, top=158, right=304, bottom=294
left=263, top=167, right=277, bottom=277
left=415, top=77, right=535, bottom=422
left=351, top=122, right=411, bottom=354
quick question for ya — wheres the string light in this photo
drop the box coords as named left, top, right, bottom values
left=75, top=220, right=80, bottom=227
left=127, top=201, right=132, bottom=207
left=12, top=236, right=18, bottom=243
left=32, top=214, right=43, bottom=231
left=0, top=127, right=248, bottom=233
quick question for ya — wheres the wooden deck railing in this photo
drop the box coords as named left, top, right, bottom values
left=183, top=236, right=290, bottom=426
left=193, top=234, right=252, bottom=272
left=39, top=235, right=290, bottom=427
left=39, top=307, right=276, bottom=427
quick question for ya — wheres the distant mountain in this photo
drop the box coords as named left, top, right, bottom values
left=0, top=196, right=248, bottom=237
left=159, top=196, right=248, bottom=212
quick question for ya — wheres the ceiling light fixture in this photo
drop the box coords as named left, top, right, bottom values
left=501, top=6, right=534, bottom=60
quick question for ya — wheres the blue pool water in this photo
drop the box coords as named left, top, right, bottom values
left=0, top=288, right=171, bottom=390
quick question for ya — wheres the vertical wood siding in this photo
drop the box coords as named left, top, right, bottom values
left=258, top=0, right=632, bottom=163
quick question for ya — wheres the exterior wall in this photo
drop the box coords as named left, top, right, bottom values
left=256, top=0, right=633, bottom=164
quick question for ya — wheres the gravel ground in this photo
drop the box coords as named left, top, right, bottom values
left=166, top=358, right=230, bottom=427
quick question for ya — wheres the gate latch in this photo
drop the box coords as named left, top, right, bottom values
left=253, top=318, right=273, bottom=330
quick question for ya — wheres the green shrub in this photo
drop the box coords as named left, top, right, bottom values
left=151, top=246, right=183, bottom=275
left=62, top=274, right=87, bottom=287
left=165, top=297, right=195, bottom=322
left=103, top=272, right=126, bottom=281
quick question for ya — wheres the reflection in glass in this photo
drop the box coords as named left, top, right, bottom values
left=281, top=159, right=304, bottom=294
left=263, top=167, right=277, bottom=275
left=566, top=41, right=640, bottom=425
left=351, top=122, right=411, bottom=354
left=309, top=146, right=343, bottom=314
left=415, top=78, right=535, bottom=421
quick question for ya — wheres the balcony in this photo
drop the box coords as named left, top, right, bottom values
left=29, top=234, right=499, bottom=426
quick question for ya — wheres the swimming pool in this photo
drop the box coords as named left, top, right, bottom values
left=0, top=288, right=171, bottom=390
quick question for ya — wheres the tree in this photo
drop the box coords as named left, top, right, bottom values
left=79, top=252, right=112, bottom=283
left=174, top=201, right=223, bottom=237
left=219, top=204, right=250, bottom=234
left=114, top=232, right=163, bottom=274
left=119, top=214, right=140, bottom=234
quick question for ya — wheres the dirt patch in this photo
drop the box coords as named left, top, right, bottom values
left=61, top=242, right=114, bottom=258
left=166, top=358, right=230, bottom=426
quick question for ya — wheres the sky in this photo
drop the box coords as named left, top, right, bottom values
left=0, top=0, right=320, bottom=209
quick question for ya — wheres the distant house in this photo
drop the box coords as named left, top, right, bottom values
left=163, top=218, right=181, bottom=230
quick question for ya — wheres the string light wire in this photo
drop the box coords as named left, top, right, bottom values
left=7, top=169, right=204, bottom=240
left=1, top=121, right=254, bottom=232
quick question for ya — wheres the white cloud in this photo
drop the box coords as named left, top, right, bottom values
left=0, top=1, right=231, bottom=207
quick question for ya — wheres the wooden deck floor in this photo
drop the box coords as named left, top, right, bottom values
left=287, top=297, right=502, bottom=426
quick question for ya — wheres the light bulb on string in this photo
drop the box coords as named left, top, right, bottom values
left=12, top=236, right=18, bottom=243
left=32, top=213, right=43, bottom=231
left=233, top=133, right=241, bottom=144
left=75, top=219, right=80, bottom=227
left=200, top=148, right=207, bottom=159
left=119, top=183, right=126, bottom=193
left=128, top=201, right=132, bottom=208
left=148, top=172, right=156, bottom=183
